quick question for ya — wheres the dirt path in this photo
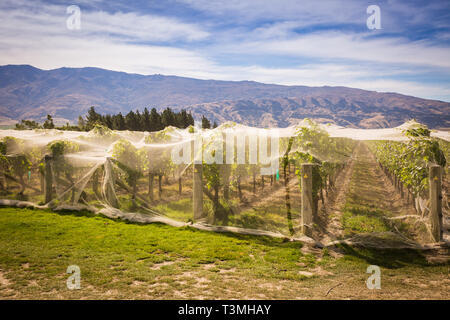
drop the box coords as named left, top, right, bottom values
left=346, top=143, right=416, bottom=215
left=336, top=142, right=432, bottom=244
left=240, top=173, right=299, bottom=210
left=316, top=151, right=355, bottom=243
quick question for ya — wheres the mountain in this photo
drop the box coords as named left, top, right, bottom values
left=0, top=65, right=449, bottom=128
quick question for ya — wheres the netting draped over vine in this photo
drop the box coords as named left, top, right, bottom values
left=0, top=120, right=448, bottom=240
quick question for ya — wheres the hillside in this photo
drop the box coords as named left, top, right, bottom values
left=0, top=65, right=449, bottom=128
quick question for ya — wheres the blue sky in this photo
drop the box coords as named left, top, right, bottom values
left=0, top=0, right=449, bottom=101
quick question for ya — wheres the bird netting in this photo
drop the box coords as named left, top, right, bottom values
left=0, top=119, right=448, bottom=243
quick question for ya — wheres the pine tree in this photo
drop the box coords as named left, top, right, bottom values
left=187, top=112, right=195, bottom=127
left=142, top=107, right=151, bottom=131
left=86, top=106, right=101, bottom=130
left=161, top=107, right=175, bottom=128
left=135, top=110, right=142, bottom=131
left=150, top=108, right=162, bottom=131
left=113, top=113, right=126, bottom=130
left=125, top=110, right=139, bottom=131
left=104, top=114, right=113, bottom=129
left=43, top=114, right=55, bottom=129
left=201, top=115, right=211, bottom=129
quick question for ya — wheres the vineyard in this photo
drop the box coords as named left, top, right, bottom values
left=0, top=120, right=449, bottom=249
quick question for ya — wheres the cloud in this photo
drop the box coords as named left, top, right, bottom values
left=0, top=35, right=213, bottom=76
left=80, top=11, right=209, bottom=42
left=188, top=63, right=450, bottom=101
left=0, top=0, right=449, bottom=102
left=0, top=0, right=209, bottom=43
left=177, top=0, right=365, bottom=24
left=223, top=31, right=450, bottom=69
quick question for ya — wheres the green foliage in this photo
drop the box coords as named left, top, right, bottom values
left=290, top=122, right=354, bottom=199
left=42, top=114, right=55, bottom=129
left=370, top=126, right=446, bottom=196
left=143, top=128, right=174, bottom=177
left=81, top=106, right=196, bottom=132
left=0, top=137, right=32, bottom=187
left=201, top=115, right=211, bottom=129
left=112, top=139, right=145, bottom=193
left=47, top=140, right=80, bottom=158
left=15, top=107, right=199, bottom=133
left=15, top=119, right=41, bottom=130
left=46, top=140, right=81, bottom=182
left=15, top=115, right=56, bottom=130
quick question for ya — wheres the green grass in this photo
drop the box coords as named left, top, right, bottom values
left=154, top=197, right=194, bottom=222
left=0, top=206, right=447, bottom=299
left=341, top=148, right=409, bottom=238
left=342, top=205, right=391, bottom=235
left=0, top=206, right=314, bottom=299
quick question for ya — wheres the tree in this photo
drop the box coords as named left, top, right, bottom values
left=77, top=116, right=86, bottom=130
left=112, top=139, right=144, bottom=202
left=104, top=114, right=113, bottom=129
left=43, top=115, right=55, bottom=129
left=125, top=110, right=139, bottom=131
left=1, top=137, right=32, bottom=196
left=161, top=108, right=175, bottom=128
left=15, top=119, right=41, bottom=130
left=144, top=128, right=174, bottom=201
left=113, top=113, right=126, bottom=130
left=85, top=107, right=102, bottom=130
left=142, top=107, right=151, bottom=131
left=47, top=139, right=80, bottom=203
left=150, top=108, right=162, bottom=131
left=201, top=116, right=211, bottom=129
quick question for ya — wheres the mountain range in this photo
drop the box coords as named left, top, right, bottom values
left=0, top=65, right=449, bottom=129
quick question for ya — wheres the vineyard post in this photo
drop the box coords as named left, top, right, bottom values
left=429, top=164, right=442, bottom=242
left=301, top=163, right=314, bottom=237
left=222, top=132, right=231, bottom=200
left=193, top=163, right=203, bottom=220
left=44, top=155, right=53, bottom=203
left=104, top=157, right=119, bottom=208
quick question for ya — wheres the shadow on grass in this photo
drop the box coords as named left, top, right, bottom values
left=338, top=243, right=442, bottom=269
left=20, top=205, right=305, bottom=251
left=181, top=224, right=304, bottom=250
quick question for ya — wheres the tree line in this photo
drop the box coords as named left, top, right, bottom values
left=15, top=107, right=217, bottom=131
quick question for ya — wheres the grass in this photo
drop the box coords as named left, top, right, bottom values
left=0, top=206, right=312, bottom=299
left=342, top=206, right=391, bottom=235
left=341, top=148, right=409, bottom=237
left=0, top=206, right=448, bottom=299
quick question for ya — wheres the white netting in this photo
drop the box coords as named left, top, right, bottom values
left=0, top=120, right=448, bottom=243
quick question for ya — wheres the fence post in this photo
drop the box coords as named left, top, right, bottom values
left=301, top=163, right=314, bottom=237
left=44, top=155, right=53, bottom=203
left=104, top=157, right=119, bottom=208
left=193, top=163, right=203, bottom=220
left=429, top=164, right=442, bottom=242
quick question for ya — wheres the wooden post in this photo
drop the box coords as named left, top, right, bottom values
left=92, top=168, right=100, bottom=198
left=104, top=158, right=119, bottom=208
left=193, top=163, right=203, bottom=220
left=44, top=155, right=53, bottom=203
left=301, top=163, right=314, bottom=237
left=148, top=173, right=154, bottom=202
left=222, top=132, right=231, bottom=200
left=429, top=165, right=442, bottom=242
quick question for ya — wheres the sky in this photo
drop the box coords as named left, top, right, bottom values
left=0, top=0, right=449, bottom=101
